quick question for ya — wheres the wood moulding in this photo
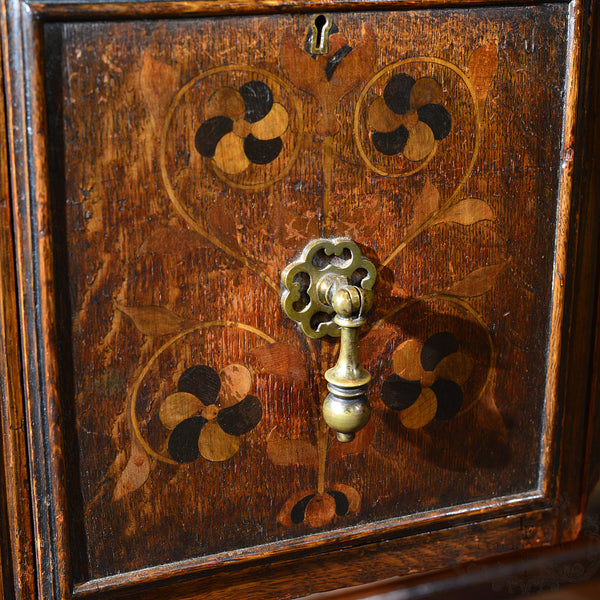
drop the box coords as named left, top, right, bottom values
left=74, top=508, right=559, bottom=599
left=1, top=0, right=599, bottom=598
left=25, top=0, right=571, bottom=21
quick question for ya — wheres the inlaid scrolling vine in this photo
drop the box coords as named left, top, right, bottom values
left=112, top=20, right=504, bottom=529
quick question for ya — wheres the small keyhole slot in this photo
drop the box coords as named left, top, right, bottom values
left=311, top=14, right=331, bottom=55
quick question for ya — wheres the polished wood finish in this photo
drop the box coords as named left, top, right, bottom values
left=0, top=18, right=41, bottom=600
left=25, top=0, right=572, bottom=20
left=1, top=0, right=600, bottom=599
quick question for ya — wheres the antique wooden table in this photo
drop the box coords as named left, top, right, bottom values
left=1, top=0, right=599, bottom=598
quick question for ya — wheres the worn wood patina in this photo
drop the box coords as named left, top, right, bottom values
left=1, top=0, right=599, bottom=598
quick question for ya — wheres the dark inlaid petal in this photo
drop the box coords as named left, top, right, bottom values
left=291, top=494, right=316, bottom=524
left=327, top=490, right=349, bottom=516
left=217, top=394, right=262, bottom=436
left=381, top=374, right=421, bottom=411
left=383, top=74, right=415, bottom=114
left=417, top=104, right=452, bottom=140
left=168, top=415, right=206, bottom=463
left=421, top=332, right=459, bottom=371
left=371, top=125, right=409, bottom=156
left=240, top=81, right=273, bottom=123
left=194, top=116, right=233, bottom=158
left=244, top=134, right=283, bottom=164
left=431, top=378, right=463, bottom=420
left=325, top=45, right=352, bottom=81
left=177, top=365, right=221, bottom=405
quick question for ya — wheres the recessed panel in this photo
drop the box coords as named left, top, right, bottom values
left=44, top=5, right=569, bottom=582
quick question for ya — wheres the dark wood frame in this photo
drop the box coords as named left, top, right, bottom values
left=1, top=0, right=599, bottom=598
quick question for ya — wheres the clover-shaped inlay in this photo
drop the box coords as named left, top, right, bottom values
left=381, top=332, right=474, bottom=428
left=367, top=74, right=451, bottom=161
left=195, top=81, right=289, bottom=175
left=161, top=363, right=262, bottom=463
left=281, top=238, right=376, bottom=338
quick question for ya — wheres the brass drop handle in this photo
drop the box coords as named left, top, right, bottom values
left=320, top=276, right=373, bottom=442
left=281, top=239, right=376, bottom=442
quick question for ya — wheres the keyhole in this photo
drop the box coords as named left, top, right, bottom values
left=311, top=14, right=331, bottom=55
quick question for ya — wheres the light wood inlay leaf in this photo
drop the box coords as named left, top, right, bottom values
left=407, top=177, right=439, bottom=236
left=410, top=77, right=443, bottom=109
left=117, top=304, right=196, bottom=336
left=468, top=43, right=499, bottom=102
left=305, top=494, right=336, bottom=527
left=249, top=343, right=308, bottom=383
left=403, top=121, right=435, bottom=162
left=198, top=420, right=240, bottom=462
left=330, top=484, right=361, bottom=513
left=219, top=364, right=252, bottom=408
left=140, top=51, right=179, bottom=126
left=392, top=339, right=424, bottom=380
left=476, top=373, right=507, bottom=435
left=205, top=87, right=245, bottom=121
left=266, top=430, right=318, bottom=467
left=446, top=262, right=506, bottom=297
left=358, top=326, right=397, bottom=364
left=432, top=198, right=494, bottom=226
left=435, top=352, right=474, bottom=385
left=251, top=103, right=289, bottom=140
left=207, top=204, right=240, bottom=251
left=329, top=419, right=374, bottom=461
left=213, top=131, right=249, bottom=174
left=139, top=226, right=213, bottom=256
left=113, top=439, right=150, bottom=501
left=159, top=392, right=203, bottom=430
left=366, top=97, right=403, bottom=133
left=400, top=388, right=437, bottom=429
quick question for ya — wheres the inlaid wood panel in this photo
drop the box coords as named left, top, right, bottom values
left=10, top=1, right=580, bottom=594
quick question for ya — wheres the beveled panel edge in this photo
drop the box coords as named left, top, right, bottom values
left=538, top=0, right=586, bottom=503
left=551, top=0, right=600, bottom=541
left=0, top=24, right=38, bottom=600
left=24, top=0, right=571, bottom=21
left=73, top=490, right=548, bottom=597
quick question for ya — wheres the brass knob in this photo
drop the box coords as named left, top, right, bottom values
left=281, top=239, right=376, bottom=441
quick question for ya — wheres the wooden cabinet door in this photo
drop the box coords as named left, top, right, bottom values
left=1, top=1, right=599, bottom=598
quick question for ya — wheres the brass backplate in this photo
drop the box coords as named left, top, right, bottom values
left=280, top=238, right=376, bottom=338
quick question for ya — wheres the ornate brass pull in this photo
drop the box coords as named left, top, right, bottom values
left=281, top=239, right=376, bottom=442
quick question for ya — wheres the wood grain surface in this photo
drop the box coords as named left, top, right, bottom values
left=42, top=4, right=570, bottom=581
left=2, top=0, right=600, bottom=598
left=0, top=38, right=38, bottom=600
